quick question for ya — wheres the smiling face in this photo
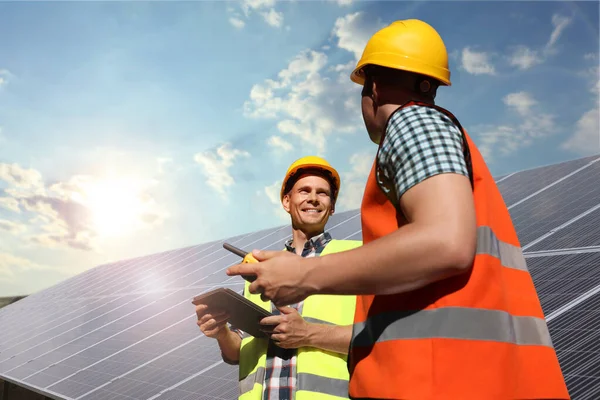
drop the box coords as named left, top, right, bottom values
left=282, top=173, right=334, bottom=237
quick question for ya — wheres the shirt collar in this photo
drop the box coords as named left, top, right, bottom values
left=285, top=231, right=332, bottom=254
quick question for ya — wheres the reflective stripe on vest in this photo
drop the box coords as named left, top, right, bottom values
left=240, top=368, right=349, bottom=398
left=238, top=239, right=362, bottom=400
left=240, top=366, right=265, bottom=395
left=352, top=307, right=553, bottom=347
left=476, top=225, right=527, bottom=271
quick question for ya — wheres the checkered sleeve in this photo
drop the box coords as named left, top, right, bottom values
left=377, top=105, right=469, bottom=204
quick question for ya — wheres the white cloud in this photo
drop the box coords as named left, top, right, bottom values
left=264, top=180, right=289, bottom=221
left=194, top=142, right=250, bottom=198
left=508, top=46, right=543, bottom=70
left=0, top=252, right=55, bottom=283
left=0, top=219, right=26, bottom=234
left=561, top=107, right=600, bottom=155
left=268, top=135, right=293, bottom=152
left=477, top=92, right=557, bottom=161
left=0, top=197, right=20, bottom=213
left=503, top=91, right=537, bottom=116
left=265, top=181, right=281, bottom=205
left=0, top=163, right=168, bottom=251
left=461, top=47, right=496, bottom=75
left=0, top=163, right=45, bottom=196
left=547, top=14, right=572, bottom=51
left=228, top=0, right=283, bottom=29
left=337, top=0, right=353, bottom=5
left=509, top=13, right=572, bottom=70
left=243, top=48, right=361, bottom=155
left=243, top=12, right=381, bottom=155
left=229, top=17, right=245, bottom=29
left=0, top=69, right=12, bottom=87
left=561, top=65, right=600, bottom=155
left=337, top=151, right=375, bottom=211
left=261, top=8, right=283, bottom=28
left=242, top=0, right=276, bottom=14
left=332, top=12, right=384, bottom=61
left=584, top=53, right=599, bottom=61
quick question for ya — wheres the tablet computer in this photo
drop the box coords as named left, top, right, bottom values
left=192, top=287, right=274, bottom=339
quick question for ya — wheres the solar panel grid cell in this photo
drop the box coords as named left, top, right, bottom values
left=548, top=292, right=600, bottom=400
left=497, top=155, right=599, bottom=206
left=153, top=363, right=239, bottom=400
left=0, top=234, right=266, bottom=372
left=526, top=253, right=600, bottom=315
left=0, top=244, right=206, bottom=349
left=527, top=206, right=600, bottom=252
left=510, top=161, right=600, bottom=246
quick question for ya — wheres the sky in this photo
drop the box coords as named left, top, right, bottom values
left=0, top=0, right=598, bottom=296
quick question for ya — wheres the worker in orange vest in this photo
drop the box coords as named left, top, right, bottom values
left=227, top=19, right=570, bottom=399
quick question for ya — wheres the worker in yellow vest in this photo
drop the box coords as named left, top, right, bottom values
left=196, top=156, right=361, bottom=400
left=226, top=20, right=569, bottom=399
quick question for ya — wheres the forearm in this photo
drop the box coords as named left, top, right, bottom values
left=216, top=327, right=242, bottom=363
left=306, top=222, right=475, bottom=296
left=306, top=323, right=352, bottom=354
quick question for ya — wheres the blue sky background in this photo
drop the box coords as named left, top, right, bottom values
left=0, top=0, right=598, bottom=296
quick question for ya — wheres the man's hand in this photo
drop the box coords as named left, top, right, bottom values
left=260, top=306, right=311, bottom=349
left=195, top=304, right=230, bottom=339
left=226, top=250, right=316, bottom=307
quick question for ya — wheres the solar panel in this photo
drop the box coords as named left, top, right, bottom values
left=546, top=292, right=600, bottom=400
left=496, top=154, right=599, bottom=206
left=1, top=154, right=599, bottom=400
left=525, top=252, right=600, bottom=315
left=525, top=205, right=600, bottom=251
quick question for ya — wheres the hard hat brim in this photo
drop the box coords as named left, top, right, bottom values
left=351, top=56, right=452, bottom=87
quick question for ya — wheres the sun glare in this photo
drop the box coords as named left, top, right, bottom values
left=81, top=178, right=146, bottom=238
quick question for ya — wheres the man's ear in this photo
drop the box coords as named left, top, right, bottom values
left=371, top=79, right=379, bottom=105
left=282, top=194, right=291, bottom=213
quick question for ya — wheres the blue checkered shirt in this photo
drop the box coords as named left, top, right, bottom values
left=376, top=104, right=470, bottom=206
left=228, top=232, right=333, bottom=400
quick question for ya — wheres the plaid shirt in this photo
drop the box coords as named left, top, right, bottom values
left=376, top=104, right=470, bottom=207
left=228, top=231, right=333, bottom=400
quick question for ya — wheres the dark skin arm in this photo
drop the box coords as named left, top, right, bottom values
left=226, top=173, right=477, bottom=306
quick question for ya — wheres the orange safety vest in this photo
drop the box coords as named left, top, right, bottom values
left=348, top=101, right=570, bottom=400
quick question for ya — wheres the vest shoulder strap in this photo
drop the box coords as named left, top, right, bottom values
left=321, top=239, right=362, bottom=256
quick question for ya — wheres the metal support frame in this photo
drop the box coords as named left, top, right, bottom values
left=2, top=380, right=9, bottom=400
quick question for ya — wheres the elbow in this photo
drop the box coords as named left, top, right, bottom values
left=221, top=352, right=240, bottom=365
left=442, top=235, right=476, bottom=273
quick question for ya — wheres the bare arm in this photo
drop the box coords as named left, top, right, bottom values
left=306, top=324, right=352, bottom=354
left=216, top=327, right=242, bottom=364
left=196, top=304, right=242, bottom=364
left=305, top=173, right=477, bottom=296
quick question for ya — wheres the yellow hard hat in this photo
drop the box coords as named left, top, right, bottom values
left=350, top=19, right=451, bottom=86
left=280, top=156, right=341, bottom=202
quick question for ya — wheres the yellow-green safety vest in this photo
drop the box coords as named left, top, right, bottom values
left=237, top=239, right=362, bottom=400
